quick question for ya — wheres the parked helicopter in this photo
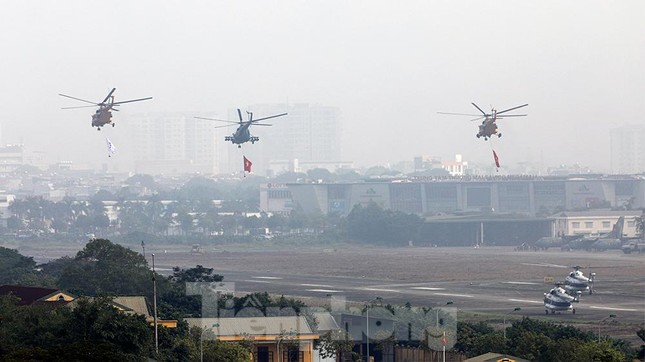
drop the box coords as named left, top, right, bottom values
left=195, top=109, right=287, bottom=148
left=438, top=103, right=528, bottom=140
left=59, top=88, right=152, bottom=130
left=564, top=266, right=595, bottom=295
left=544, top=282, right=579, bottom=314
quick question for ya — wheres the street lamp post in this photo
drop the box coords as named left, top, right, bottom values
left=364, top=297, right=382, bottom=362
left=598, top=314, right=616, bottom=343
left=152, top=253, right=158, bottom=355
left=200, top=323, right=220, bottom=362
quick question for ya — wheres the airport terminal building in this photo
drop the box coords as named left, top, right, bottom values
left=260, top=175, right=645, bottom=246
left=261, top=175, right=645, bottom=217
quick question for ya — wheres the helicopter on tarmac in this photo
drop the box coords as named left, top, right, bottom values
left=59, top=88, right=152, bottom=130
left=544, top=282, right=580, bottom=314
left=195, top=108, right=287, bottom=148
left=438, top=103, right=528, bottom=140
left=564, top=266, right=595, bottom=295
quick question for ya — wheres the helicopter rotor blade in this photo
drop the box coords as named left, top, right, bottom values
left=213, top=124, right=240, bottom=129
left=251, top=113, right=288, bottom=122
left=497, top=103, right=528, bottom=115
left=58, top=93, right=98, bottom=105
left=469, top=116, right=486, bottom=122
left=251, top=123, right=272, bottom=126
left=471, top=103, right=487, bottom=116
left=194, top=116, right=240, bottom=124
left=101, top=88, right=117, bottom=104
left=496, top=114, right=527, bottom=118
left=437, top=112, right=483, bottom=117
left=61, top=104, right=99, bottom=110
left=237, top=109, right=243, bottom=122
left=112, top=96, right=152, bottom=105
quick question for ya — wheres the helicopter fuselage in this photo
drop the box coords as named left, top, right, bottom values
left=477, top=117, right=500, bottom=139
left=225, top=122, right=259, bottom=147
left=91, top=107, right=113, bottom=129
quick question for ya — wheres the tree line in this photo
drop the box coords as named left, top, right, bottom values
left=2, top=239, right=644, bottom=361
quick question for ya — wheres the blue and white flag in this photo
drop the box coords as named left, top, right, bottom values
left=106, top=138, right=116, bottom=157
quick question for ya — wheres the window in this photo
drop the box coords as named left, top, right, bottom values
left=572, top=222, right=580, bottom=228
left=602, top=221, right=611, bottom=228
left=585, top=222, right=593, bottom=228
left=627, top=220, right=636, bottom=227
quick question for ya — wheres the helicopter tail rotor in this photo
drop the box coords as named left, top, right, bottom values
left=237, top=109, right=244, bottom=123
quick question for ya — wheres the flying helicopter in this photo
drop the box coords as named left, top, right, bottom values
left=195, top=108, right=287, bottom=148
left=438, top=103, right=528, bottom=140
left=544, top=282, right=579, bottom=314
left=564, top=266, right=595, bottom=295
left=59, top=88, right=152, bottom=130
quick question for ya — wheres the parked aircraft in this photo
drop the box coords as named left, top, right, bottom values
left=591, top=217, right=640, bottom=251
left=544, top=282, right=579, bottom=314
left=564, top=266, right=595, bottom=295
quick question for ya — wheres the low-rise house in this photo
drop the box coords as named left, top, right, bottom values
left=187, top=316, right=319, bottom=362
left=0, top=285, right=75, bottom=306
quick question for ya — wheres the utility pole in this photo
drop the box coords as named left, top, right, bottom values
left=152, top=253, right=158, bottom=354
left=141, top=240, right=146, bottom=259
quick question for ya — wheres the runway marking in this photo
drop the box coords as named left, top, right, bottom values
left=504, top=281, right=539, bottom=285
left=243, top=279, right=272, bottom=284
left=306, top=289, right=343, bottom=293
left=252, top=276, right=283, bottom=280
left=521, top=263, right=568, bottom=268
left=362, top=288, right=400, bottom=293
left=411, top=287, right=445, bottom=291
left=434, top=293, right=474, bottom=298
left=300, top=283, right=334, bottom=288
left=508, top=298, right=543, bottom=304
left=589, top=306, right=638, bottom=312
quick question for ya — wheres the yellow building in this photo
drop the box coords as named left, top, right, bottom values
left=187, top=316, right=319, bottom=362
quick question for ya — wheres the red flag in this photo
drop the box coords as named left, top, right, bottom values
left=243, top=156, right=252, bottom=173
left=492, top=150, right=500, bottom=168
left=442, top=331, right=446, bottom=346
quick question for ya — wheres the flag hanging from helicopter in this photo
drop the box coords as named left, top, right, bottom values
left=243, top=156, right=252, bottom=174
left=106, top=138, right=116, bottom=158
left=492, top=149, right=500, bottom=171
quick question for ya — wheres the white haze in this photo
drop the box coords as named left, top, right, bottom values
left=0, top=1, right=643, bottom=173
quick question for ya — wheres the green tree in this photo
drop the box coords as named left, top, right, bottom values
left=0, top=247, right=38, bottom=285
left=57, top=239, right=153, bottom=297
left=317, top=329, right=357, bottom=362
left=202, top=340, right=252, bottom=362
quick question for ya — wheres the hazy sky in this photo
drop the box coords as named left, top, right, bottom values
left=1, top=1, right=643, bottom=173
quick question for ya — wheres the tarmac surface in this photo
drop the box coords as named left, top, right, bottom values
left=150, top=244, right=645, bottom=341
left=16, top=241, right=645, bottom=344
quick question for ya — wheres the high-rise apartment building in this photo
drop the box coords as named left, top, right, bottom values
left=610, top=125, right=645, bottom=174
left=223, top=103, right=342, bottom=175
left=128, top=113, right=217, bottom=174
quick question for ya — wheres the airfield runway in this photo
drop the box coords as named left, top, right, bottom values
left=17, top=241, right=644, bottom=342
left=150, top=245, right=644, bottom=340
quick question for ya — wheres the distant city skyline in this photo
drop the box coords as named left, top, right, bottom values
left=1, top=2, right=643, bottom=175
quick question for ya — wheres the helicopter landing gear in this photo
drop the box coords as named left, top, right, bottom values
left=112, top=123, right=115, bottom=127
left=545, top=309, right=549, bottom=315
left=498, top=133, right=502, bottom=138
left=572, top=308, right=576, bottom=314
left=97, top=127, right=101, bottom=131
left=238, top=145, right=241, bottom=148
